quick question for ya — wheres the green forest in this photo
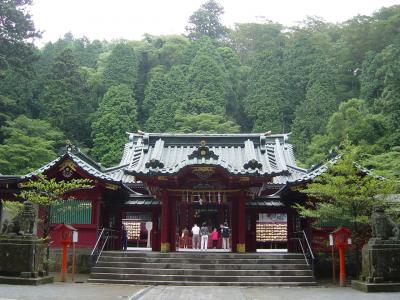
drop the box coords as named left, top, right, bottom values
left=1, top=0, right=400, bottom=178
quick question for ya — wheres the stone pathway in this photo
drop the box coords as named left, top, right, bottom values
left=0, top=283, right=399, bottom=300
left=135, top=285, right=399, bottom=300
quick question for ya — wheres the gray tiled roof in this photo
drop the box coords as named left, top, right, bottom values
left=125, top=133, right=297, bottom=177
left=285, top=155, right=341, bottom=185
left=9, top=133, right=340, bottom=188
left=22, top=146, right=121, bottom=183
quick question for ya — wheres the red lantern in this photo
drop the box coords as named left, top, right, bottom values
left=332, top=227, right=351, bottom=287
left=53, top=224, right=77, bottom=282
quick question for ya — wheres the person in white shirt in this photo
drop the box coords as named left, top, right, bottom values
left=200, top=222, right=209, bottom=251
left=191, top=223, right=200, bottom=249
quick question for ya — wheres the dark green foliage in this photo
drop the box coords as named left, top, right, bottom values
left=91, top=85, right=139, bottom=167
left=1, top=0, right=400, bottom=180
left=186, top=0, right=227, bottom=41
left=174, top=113, right=240, bottom=133
left=0, top=96, right=18, bottom=142
left=144, top=66, right=189, bottom=132
left=0, top=0, right=40, bottom=74
left=39, top=49, right=92, bottom=145
left=186, top=51, right=227, bottom=114
left=291, top=58, right=339, bottom=159
left=0, top=116, right=64, bottom=174
left=244, top=49, right=289, bottom=133
left=229, top=22, right=284, bottom=64
left=295, top=143, right=396, bottom=230
left=306, top=99, right=387, bottom=166
left=103, top=43, right=139, bottom=91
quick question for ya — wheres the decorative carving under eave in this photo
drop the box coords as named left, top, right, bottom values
left=145, top=158, right=164, bottom=169
left=188, top=141, right=219, bottom=160
left=243, top=159, right=262, bottom=170
left=59, top=160, right=76, bottom=178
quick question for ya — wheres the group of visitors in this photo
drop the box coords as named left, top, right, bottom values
left=181, top=222, right=230, bottom=250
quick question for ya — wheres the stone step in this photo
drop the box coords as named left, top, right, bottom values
left=89, top=272, right=315, bottom=283
left=101, top=251, right=303, bottom=260
left=87, top=278, right=317, bottom=286
left=94, top=261, right=309, bottom=270
left=89, top=251, right=315, bottom=286
left=97, top=256, right=306, bottom=265
left=91, top=266, right=313, bottom=276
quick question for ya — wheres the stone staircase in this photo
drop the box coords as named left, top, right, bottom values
left=88, top=251, right=316, bottom=286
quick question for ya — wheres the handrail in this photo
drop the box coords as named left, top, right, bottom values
left=91, top=228, right=105, bottom=256
left=293, top=230, right=315, bottom=267
left=90, top=228, right=117, bottom=265
left=96, top=233, right=110, bottom=264
left=301, top=230, right=314, bottom=260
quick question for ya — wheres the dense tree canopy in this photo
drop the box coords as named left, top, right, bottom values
left=91, top=84, right=139, bottom=166
left=0, top=116, right=64, bottom=174
left=0, top=0, right=400, bottom=182
left=186, top=0, right=227, bottom=41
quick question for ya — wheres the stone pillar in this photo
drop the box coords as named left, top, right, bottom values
left=160, top=190, right=170, bottom=252
left=237, top=191, right=246, bottom=253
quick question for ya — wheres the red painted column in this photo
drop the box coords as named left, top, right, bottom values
left=237, top=191, right=246, bottom=253
left=60, top=241, right=69, bottom=282
left=160, top=190, right=170, bottom=252
left=339, top=246, right=346, bottom=287
left=151, top=209, right=160, bottom=251
left=170, top=197, right=176, bottom=252
left=231, top=197, right=238, bottom=252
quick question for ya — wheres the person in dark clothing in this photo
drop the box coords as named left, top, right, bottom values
left=200, top=222, right=209, bottom=250
left=122, top=224, right=128, bottom=251
left=220, top=223, right=230, bottom=250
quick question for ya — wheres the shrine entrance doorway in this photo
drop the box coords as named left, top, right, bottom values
left=176, top=201, right=232, bottom=251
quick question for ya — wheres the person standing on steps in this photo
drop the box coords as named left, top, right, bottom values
left=221, top=222, right=230, bottom=250
left=191, top=223, right=200, bottom=249
left=181, top=227, right=189, bottom=249
left=200, top=222, right=209, bottom=251
left=211, top=228, right=219, bottom=249
left=122, top=224, right=128, bottom=251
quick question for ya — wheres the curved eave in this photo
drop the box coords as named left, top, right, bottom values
left=22, top=152, right=124, bottom=186
left=127, top=165, right=290, bottom=178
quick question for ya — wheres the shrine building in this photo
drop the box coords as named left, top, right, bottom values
left=0, top=132, right=332, bottom=253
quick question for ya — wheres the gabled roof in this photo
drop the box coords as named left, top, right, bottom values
left=124, top=132, right=298, bottom=177
left=22, top=145, right=122, bottom=184
left=285, top=155, right=341, bottom=185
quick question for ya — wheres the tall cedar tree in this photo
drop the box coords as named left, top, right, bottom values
left=102, top=43, right=139, bottom=92
left=291, top=57, right=338, bottom=160
left=186, top=0, right=227, bottom=41
left=144, top=66, right=189, bottom=132
left=91, top=84, right=139, bottom=167
left=186, top=50, right=227, bottom=115
left=244, top=49, right=289, bottom=133
left=40, top=49, right=92, bottom=145
left=0, top=0, right=40, bottom=74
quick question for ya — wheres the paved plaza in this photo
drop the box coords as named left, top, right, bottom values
left=0, top=283, right=399, bottom=300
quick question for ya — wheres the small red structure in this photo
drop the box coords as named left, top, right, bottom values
left=333, top=227, right=351, bottom=287
left=54, top=224, right=77, bottom=282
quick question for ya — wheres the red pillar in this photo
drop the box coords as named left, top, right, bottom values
left=231, top=197, right=238, bottom=252
left=151, top=209, right=160, bottom=251
left=60, top=241, right=68, bottom=282
left=160, top=190, right=170, bottom=252
left=237, top=191, right=246, bottom=253
left=339, top=246, right=346, bottom=287
left=170, top=197, right=176, bottom=252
